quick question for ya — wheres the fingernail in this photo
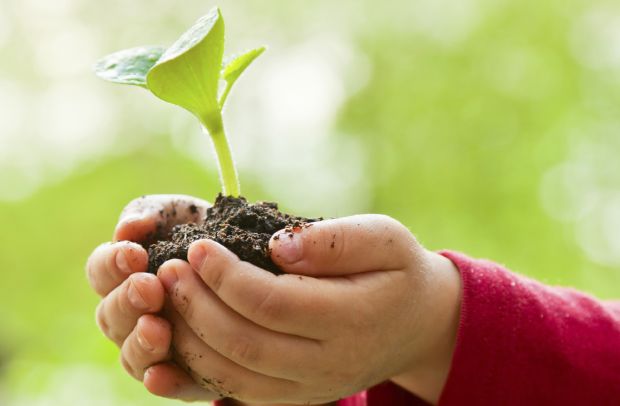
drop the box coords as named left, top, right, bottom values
left=137, top=326, right=154, bottom=352
left=188, top=244, right=208, bottom=270
left=128, top=277, right=149, bottom=310
left=273, top=232, right=303, bottom=264
left=116, top=249, right=133, bottom=275
left=158, top=265, right=178, bottom=292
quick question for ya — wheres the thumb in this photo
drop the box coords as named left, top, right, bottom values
left=269, top=214, right=421, bottom=276
left=114, top=195, right=210, bottom=243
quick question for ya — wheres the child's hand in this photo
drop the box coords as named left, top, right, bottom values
left=158, top=215, right=461, bottom=404
left=85, top=195, right=222, bottom=401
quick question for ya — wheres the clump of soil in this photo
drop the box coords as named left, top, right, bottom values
left=147, top=194, right=320, bottom=274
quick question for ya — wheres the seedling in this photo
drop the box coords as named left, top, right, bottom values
left=94, top=7, right=317, bottom=276
left=94, top=7, right=264, bottom=197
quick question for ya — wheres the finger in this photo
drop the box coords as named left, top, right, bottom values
left=96, top=273, right=164, bottom=346
left=121, top=315, right=172, bottom=381
left=269, top=214, right=419, bottom=276
left=186, top=239, right=339, bottom=338
left=158, top=260, right=323, bottom=379
left=114, top=195, right=210, bottom=243
left=86, top=241, right=148, bottom=296
left=168, top=309, right=303, bottom=404
left=144, top=362, right=220, bottom=402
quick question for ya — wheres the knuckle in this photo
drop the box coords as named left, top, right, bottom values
left=227, top=335, right=260, bottom=366
left=117, top=282, right=137, bottom=316
left=105, top=246, right=124, bottom=279
left=85, top=254, right=96, bottom=282
left=253, top=288, right=284, bottom=324
left=97, top=301, right=122, bottom=343
left=320, top=220, right=347, bottom=263
left=95, top=302, right=110, bottom=336
left=85, top=263, right=99, bottom=293
left=195, top=243, right=241, bottom=292
left=332, top=223, right=347, bottom=264
left=204, top=261, right=225, bottom=293
left=372, top=214, right=420, bottom=258
left=176, top=287, right=195, bottom=320
left=120, top=354, right=139, bottom=380
left=372, top=214, right=405, bottom=235
left=380, top=214, right=414, bottom=241
left=86, top=244, right=112, bottom=293
left=134, top=316, right=171, bottom=356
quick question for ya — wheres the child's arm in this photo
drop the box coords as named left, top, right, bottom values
left=434, top=251, right=620, bottom=405
left=157, top=223, right=620, bottom=405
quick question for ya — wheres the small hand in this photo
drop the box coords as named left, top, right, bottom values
left=160, top=214, right=461, bottom=404
left=86, top=195, right=220, bottom=401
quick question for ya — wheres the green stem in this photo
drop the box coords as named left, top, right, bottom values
left=201, top=114, right=240, bottom=197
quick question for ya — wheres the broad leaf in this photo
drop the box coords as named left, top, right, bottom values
left=147, top=7, right=225, bottom=131
left=219, top=46, right=265, bottom=107
left=93, top=46, right=165, bottom=88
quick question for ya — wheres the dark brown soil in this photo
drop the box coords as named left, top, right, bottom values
left=147, top=194, right=320, bottom=274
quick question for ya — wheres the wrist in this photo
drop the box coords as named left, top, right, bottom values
left=390, top=250, right=462, bottom=404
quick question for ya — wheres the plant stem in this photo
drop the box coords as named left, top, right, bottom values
left=201, top=114, right=240, bottom=197
left=218, top=82, right=233, bottom=109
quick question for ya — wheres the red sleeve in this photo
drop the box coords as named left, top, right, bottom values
left=438, top=251, right=620, bottom=405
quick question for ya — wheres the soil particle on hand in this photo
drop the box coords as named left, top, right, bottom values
left=147, top=194, right=320, bottom=274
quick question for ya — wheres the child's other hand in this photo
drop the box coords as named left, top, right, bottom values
left=160, top=215, right=461, bottom=404
left=85, top=195, right=221, bottom=401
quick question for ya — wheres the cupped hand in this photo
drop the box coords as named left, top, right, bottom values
left=85, top=195, right=220, bottom=401
left=159, top=214, right=461, bottom=405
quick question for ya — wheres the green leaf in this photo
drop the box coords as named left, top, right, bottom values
left=93, top=46, right=165, bottom=88
left=222, top=47, right=266, bottom=85
left=146, top=7, right=225, bottom=131
left=219, top=46, right=266, bottom=107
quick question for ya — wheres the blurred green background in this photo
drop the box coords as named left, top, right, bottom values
left=1, top=0, right=620, bottom=403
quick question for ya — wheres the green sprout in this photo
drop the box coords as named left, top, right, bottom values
left=94, top=7, right=265, bottom=197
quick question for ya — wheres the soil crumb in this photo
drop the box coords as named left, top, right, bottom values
left=147, top=194, right=319, bottom=274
